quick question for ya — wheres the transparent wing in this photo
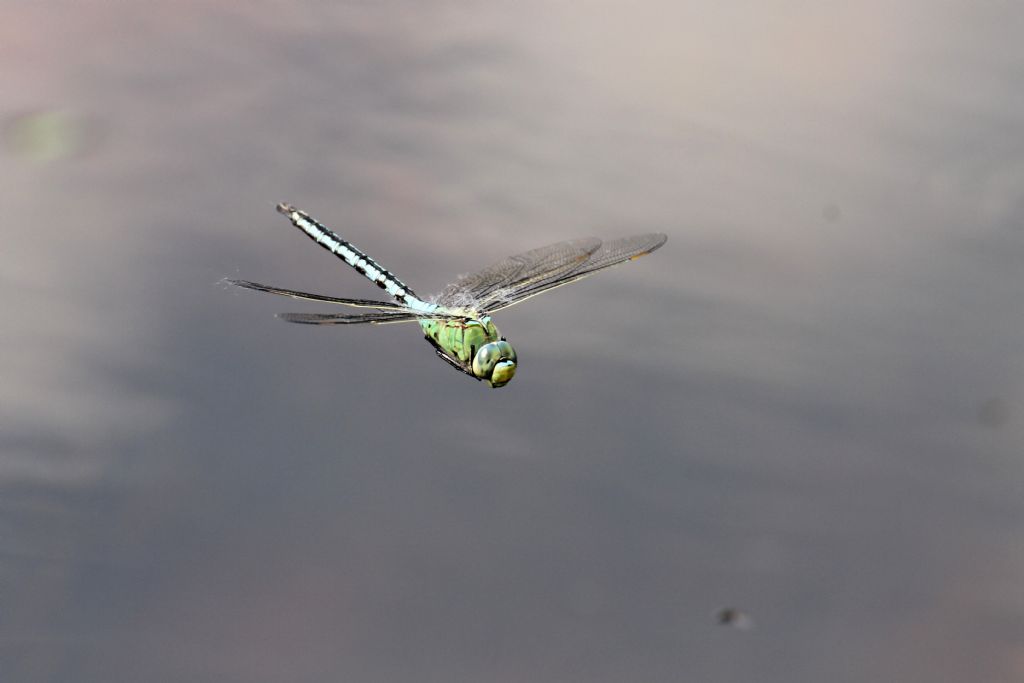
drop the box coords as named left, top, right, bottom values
left=437, top=238, right=602, bottom=308
left=227, top=279, right=412, bottom=311
left=482, top=233, right=668, bottom=313
left=276, top=311, right=428, bottom=325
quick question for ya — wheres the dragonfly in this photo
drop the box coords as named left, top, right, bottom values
left=229, top=204, right=667, bottom=388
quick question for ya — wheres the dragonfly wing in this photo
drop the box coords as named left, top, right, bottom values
left=227, top=279, right=413, bottom=311
left=437, top=238, right=602, bottom=308
left=276, top=311, right=428, bottom=325
left=482, top=232, right=667, bottom=313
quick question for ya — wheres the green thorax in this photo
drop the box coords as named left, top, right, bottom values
left=419, top=316, right=501, bottom=364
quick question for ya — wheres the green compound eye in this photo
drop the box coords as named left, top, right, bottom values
left=493, top=340, right=516, bottom=364
left=472, top=341, right=518, bottom=386
left=471, top=343, right=500, bottom=378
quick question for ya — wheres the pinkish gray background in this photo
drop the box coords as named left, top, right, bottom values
left=3, top=2, right=1024, bottom=681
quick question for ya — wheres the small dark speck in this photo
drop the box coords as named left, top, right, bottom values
left=715, top=607, right=753, bottom=630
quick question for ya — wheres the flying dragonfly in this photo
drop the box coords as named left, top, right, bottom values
left=229, top=204, right=667, bottom=388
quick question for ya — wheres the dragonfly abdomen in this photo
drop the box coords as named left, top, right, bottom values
left=277, top=203, right=427, bottom=309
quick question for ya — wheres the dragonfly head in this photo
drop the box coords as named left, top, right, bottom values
left=472, top=339, right=517, bottom=388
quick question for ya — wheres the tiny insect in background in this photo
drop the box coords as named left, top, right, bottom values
left=714, top=607, right=754, bottom=630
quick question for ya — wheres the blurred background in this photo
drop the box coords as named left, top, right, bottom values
left=2, top=2, right=1023, bottom=681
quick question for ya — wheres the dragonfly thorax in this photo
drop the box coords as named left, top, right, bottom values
left=419, top=316, right=517, bottom=387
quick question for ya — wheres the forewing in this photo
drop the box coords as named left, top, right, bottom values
left=437, top=238, right=602, bottom=308
left=482, top=232, right=667, bottom=313
left=227, top=279, right=412, bottom=311
left=276, top=311, right=427, bottom=325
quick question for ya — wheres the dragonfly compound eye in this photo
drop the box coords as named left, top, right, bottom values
left=473, top=341, right=517, bottom=387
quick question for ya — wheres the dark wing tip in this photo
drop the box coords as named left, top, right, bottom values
left=276, top=202, right=295, bottom=215
left=276, top=312, right=320, bottom=324
left=224, top=278, right=263, bottom=292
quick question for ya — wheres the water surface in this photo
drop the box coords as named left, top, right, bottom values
left=2, top=3, right=1023, bottom=681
